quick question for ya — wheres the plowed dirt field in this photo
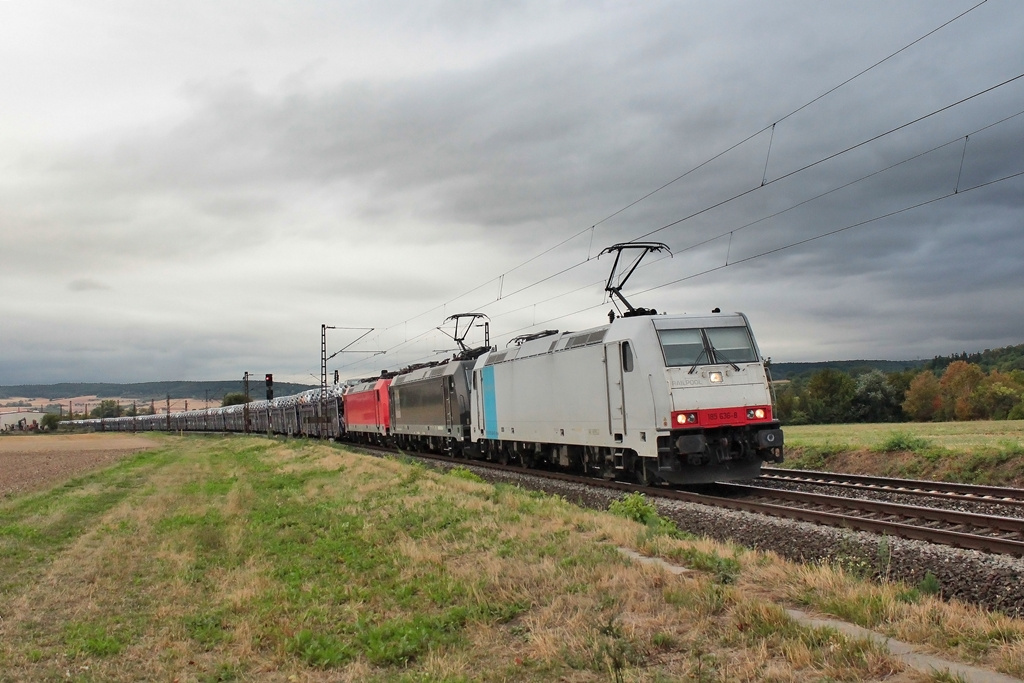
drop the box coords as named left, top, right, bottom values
left=0, top=433, right=156, bottom=499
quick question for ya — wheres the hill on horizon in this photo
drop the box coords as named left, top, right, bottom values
left=768, top=359, right=927, bottom=381
left=768, top=342, right=1024, bottom=380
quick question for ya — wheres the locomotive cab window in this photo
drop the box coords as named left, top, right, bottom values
left=658, top=325, right=756, bottom=367
left=706, top=327, right=757, bottom=364
left=621, top=342, right=634, bottom=372
left=657, top=328, right=705, bottom=366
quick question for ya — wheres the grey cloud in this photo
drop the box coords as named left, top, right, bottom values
left=3, top=1, right=1024, bottom=384
left=68, top=278, right=111, bottom=291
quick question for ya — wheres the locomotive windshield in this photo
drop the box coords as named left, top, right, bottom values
left=658, top=329, right=706, bottom=366
left=658, top=325, right=757, bottom=367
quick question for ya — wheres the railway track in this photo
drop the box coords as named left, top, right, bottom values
left=718, top=481, right=1024, bottom=557
left=375, top=447, right=1024, bottom=557
left=760, top=467, right=1024, bottom=508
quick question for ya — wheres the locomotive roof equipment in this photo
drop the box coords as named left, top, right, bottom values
left=599, top=242, right=671, bottom=318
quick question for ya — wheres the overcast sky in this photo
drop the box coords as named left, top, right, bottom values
left=2, top=0, right=1023, bottom=386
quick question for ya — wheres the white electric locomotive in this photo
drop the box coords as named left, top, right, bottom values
left=469, top=311, right=782, bottom=484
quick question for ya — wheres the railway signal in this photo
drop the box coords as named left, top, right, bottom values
left=265, top=373, right=273, bottom=400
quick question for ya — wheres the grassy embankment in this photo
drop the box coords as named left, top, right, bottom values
left=3, top=435, right=1024, bottom=680
left=782, top=421, right=1024, bottom=486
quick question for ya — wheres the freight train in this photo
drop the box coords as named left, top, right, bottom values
left=71, top=310, right=784, bottom=485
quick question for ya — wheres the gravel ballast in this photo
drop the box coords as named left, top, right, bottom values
left=427, top=458, right=1024, bottom=618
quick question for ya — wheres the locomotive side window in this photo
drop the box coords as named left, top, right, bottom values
left=706, top=326, right=757, bottom=364
left=621, top=342, right=634, bottom=372
left=657, top=328, right=705, bottom=366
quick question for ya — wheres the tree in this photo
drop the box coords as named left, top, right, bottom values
left=886, top=369, right=917, bottom=406
left=969, top=371, right=1024, bottom=420
left=90, top=400, right=123, bottom=418
left=773, top=382, right=805, bottom=424
left=221, top=392, right=250, bottom=407
left=939, top=361, right=985, bottom=420
left=40, top=413, right=62, bottom=430
left=903, top=371, right=941, bottom=421
left=804, top=369, right=857, bottom=424
left=850, top=370, right=904, bottom=423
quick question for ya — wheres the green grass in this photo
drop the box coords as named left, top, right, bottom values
left=3, top=434, right=1023, bottom=680
left=783, top=421, right=1024, bottom=452
left=779, top=421, right=1024, bottom=485
left=876, top=430, right=932, bottom=453
left=0, top=447, right=177, bottom=596
left=608, top=491, right=691, bottom=539
left=63, top=621, right=123, bottom=657
left=1, top=437, right=564, bottom=678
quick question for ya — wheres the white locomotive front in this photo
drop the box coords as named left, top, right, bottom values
left=470, top=311, right=782, bottom=484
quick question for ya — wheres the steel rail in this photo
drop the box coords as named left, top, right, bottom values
left=722, top=482, right=1024, bottom=535
left=760, top=467, right=1024, bottom=507
left=688, top=494, right=1024, bottom=557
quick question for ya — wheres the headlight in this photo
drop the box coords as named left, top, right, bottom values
left=747, top=408, right=766, bottom=419
left=675, top=412, right=698, bottom=425
left=709, top=372, right=723, bottom=383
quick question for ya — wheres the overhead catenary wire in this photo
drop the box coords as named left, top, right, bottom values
left=479, top=165, right=1024, bottom=350
left=635, top=71, right=1024, bottom=242
left=334, top=87, right=1024, bottom=378
left=466, top=74, right=1024, bottom=321
left=633, top=168, right=1024, bottom=298
left=329, top=4, right=1004, bottom=378
left=473, top=104, right=1024, bottom=341
left=464, top=108, right=1024, bottom=347
left=340, top=2, right=989, bottom=366
left=665, top=107, right=1024, bottom=259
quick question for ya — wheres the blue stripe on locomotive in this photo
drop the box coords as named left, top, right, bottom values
left=482, top=365, right=498, bottom=439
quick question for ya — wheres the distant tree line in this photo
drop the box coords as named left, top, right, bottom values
left=774, top=343, right=1024, bottom=424
left=87, top=400, right=157, bottom=418
left=920, top=344, right=1024, bottom=375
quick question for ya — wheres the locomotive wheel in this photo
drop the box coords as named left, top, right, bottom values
left=521, top=450, right=535, bottom=469
left=637, top=460, right=661, bottom=486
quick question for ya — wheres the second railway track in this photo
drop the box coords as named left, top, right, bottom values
left=760, top=467, right=1024, bottom=508
left=717, top=481, right=1024, bottom=557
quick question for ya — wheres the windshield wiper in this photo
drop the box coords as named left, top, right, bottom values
left=687, top=346, right=708, bottom=374
left=710, top=343, right=741, bottom=371
left=687, top=335, right=740, bottom=374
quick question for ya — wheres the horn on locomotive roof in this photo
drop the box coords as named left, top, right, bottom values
left=598, top=242, right=671, bottom=318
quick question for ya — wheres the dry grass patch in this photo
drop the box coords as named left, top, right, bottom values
left=3, top=436, right=1023, bottom=680
left=736, top=548, right=1024, bottom=677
